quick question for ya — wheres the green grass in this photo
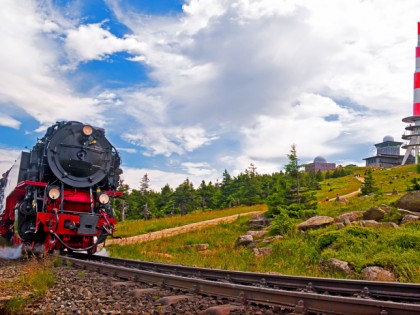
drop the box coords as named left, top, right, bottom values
left=108, top=218, right=420, bottom=282
left=1, top=257, right=56, bottom=314
left=107, top=166, right=420, bottom=283
left=113, top=205, right=266, bottom=238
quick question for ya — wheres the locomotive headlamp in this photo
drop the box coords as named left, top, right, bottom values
left=48, top=186, right=60, bottom=200
left=98, top=192, right=110, bottom=204
left=82, top=125, right=93, bottom=136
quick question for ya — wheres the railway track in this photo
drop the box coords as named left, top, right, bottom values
left=61, top=253, right=420, bottom=315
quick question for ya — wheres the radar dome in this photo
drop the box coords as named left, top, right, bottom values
left=383, top=135, right=394, bottom=142
left=314, top=156, right=327, bottom=163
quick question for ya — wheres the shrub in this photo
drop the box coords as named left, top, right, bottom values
left=391, top=235, right=420, bottom=249
left=345, top=226, right=377, bottom=238
left=269, top=212, right=296, bottom=236
left=317, top=231, right=340, bottom=250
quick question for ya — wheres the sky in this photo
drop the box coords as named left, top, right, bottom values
left=0, top=0, right=419, bottom=191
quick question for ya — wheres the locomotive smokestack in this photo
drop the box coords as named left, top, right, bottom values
left=414, top=22, right=420, bottom=115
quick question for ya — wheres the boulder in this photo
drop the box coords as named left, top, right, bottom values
left=261, top=235, right=283, bottom=244
left=246, top=230, right=268, bottom=238
left=381, top=222, right=399, bottom=229
left=297, top=216, right=334, bottom=230
left=235, top=235, right=255, bottom=248
left=378, top=204, right=392, bottom=214
left=252, top=247, right=273, bottom=257
left=361, top=266, right=396, bottom=282
left=334, top=211, right=364, bottom=223
left=363, top=207, right=385, bottom=221
left=397, top=208, right=420, bottom=216
left=320, top=258, right=353, bottom=274
left=400, top=214, right=419, bottom=225
left=184, top=244, right=209, bottom=251
left=359, top=220, right=381, bottom=228
left=395, top=191, right=420, bottom=212
left=249, top=215, right=271, bottom=229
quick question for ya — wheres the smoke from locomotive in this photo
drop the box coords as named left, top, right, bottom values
left=0, top=121, right=122, bottom=254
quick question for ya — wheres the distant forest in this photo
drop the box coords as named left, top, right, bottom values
left=114, top=146, right=353, bottom=220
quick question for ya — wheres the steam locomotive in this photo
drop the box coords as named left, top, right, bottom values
left=0, top=121, right=122, bottom=254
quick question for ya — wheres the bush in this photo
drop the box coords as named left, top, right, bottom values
left=345, top=226, right=377, bottom=238
left=317, top=231, right=340, bottom=249
left=269, top=212, right=296, bottom=236
left=391, top=234, right=420, bottom=249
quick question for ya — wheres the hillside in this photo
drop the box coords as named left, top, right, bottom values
left=107, top=165, right=420, bottom=283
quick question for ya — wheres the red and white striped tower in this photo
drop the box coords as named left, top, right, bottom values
left=402, top=22, right=420, bottom=164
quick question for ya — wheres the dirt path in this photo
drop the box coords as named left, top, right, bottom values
left=106, top=211, right=265, bottom=246
left=328, top=176, right=365, bottom=201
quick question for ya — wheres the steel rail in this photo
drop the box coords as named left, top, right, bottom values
left=65, top=253, right=420, bottom=303
left=62, top=256, right=420, bottom=315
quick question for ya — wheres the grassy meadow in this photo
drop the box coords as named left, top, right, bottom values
left=108, top=165, right=420, bottom=283
left=113, top=205, right=267, bottom=238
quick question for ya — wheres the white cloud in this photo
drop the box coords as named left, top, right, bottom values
left=0, top=114, right=20, bottom=129
left=0, top=0, right=107, bottom=129
left=1, top=0, right=420, bottom=189
left=121, top=166, right=217, bottom=191
left=123, top=125, right=217, bottom=157
left=65, top=23, right=143, bottom=63
left=117, top=148, right=137, bottom=154
left=0, top=148, right=22, bottom=174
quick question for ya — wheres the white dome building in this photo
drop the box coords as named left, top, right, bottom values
left=363, top=135, right=414, bottom=168
left=305, top=156, right=336, bottom=172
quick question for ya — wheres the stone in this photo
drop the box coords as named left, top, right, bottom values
left=246, top=230, right=267, bottom=238
left=252, top=247, right=273, bottom=257
left=356, top=220, right=380, bottom=228
left=400, top=214, right=419, bottom=225
left=361, top=266, right=396, bottom=282
left=397, top=208, right=420, bottom=216
left=297, top=216, right=334, bottom=230
left=261, top=235, right=283, bottom=244
left=320, top=258, right=353, bottom=274
left=363, top=207, right=385, bottom=221
left=395, top=191, right=420, bottom=212
left=235, top=235, right=254, bottom=248
left=381, top=222, right=399, bottom=229
left=185, top=244, right=210, bottom=251
left=334, top=211, right=364, bottom=223
left=378, top=204, right=392, bottom=214
left=248, top=215, right=271, bottom=229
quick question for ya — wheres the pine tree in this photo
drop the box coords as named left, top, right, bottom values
left=361, top=168, right=377, bottom=195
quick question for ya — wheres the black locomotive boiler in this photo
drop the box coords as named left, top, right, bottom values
left=0, top=121, right=122, bottom=254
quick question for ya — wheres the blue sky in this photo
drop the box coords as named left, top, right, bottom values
left=0, top=0, right=419, bottom=190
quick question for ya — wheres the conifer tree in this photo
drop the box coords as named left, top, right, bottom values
left=361, top=168, right=377, bottom=195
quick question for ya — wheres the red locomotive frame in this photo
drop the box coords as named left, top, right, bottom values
left=0, top=180, right=120, bottom=254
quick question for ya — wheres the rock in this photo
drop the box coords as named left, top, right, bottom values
left=185, top=244, right=210, bottom=251
left=297, top=216, right=334, bottom=230
left=361, top=266, right=396, bottom=282
left=252, top=247, right=273, bottom=256
left=261, top=235, right=283, bottom=243
left=249, top=215, right=271, bottom=229
left=400, top=214, right=419, bottom=225
left=381, top=222, right=399, bottom=229
left=246, top=230, right=267, bottom=238
left=397, top=208, right=420, bottom=216
left=355, top=220, right=381, bottom=228
left=378, top=204, right=392, bottom=214
left=320, top=258, right=353, bottom=274
left=363, top=207, right=385, bottom=221
left=395, top=191, right=420, bottom=212
left=336, top=223, right=344, bottom=229
left=235, top=235, right=255, bottom=248
left=334, top=211, right=364, bottom=223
